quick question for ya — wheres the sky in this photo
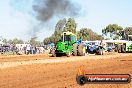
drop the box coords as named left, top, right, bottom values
left=0, top=0, right=132, bottom=41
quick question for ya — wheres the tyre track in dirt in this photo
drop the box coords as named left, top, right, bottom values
left=0, top=53, right=130, bottom=69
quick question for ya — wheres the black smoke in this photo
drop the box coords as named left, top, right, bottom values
left=33, top=0, right=80, bottom=22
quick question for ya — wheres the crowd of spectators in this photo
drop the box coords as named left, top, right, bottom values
left=0, top=44, right=45, bottom=55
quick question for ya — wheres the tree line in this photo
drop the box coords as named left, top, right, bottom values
left=0, top=37, right=42, bottom=47
left=102, top=24, right=132, bottom=40
left=43, top=18, right=132, bottom=44
left=1, top=18, right=132, bottom=45
left=43, top=18, right=103, bottom=44
left=0, top=38, right=24, bottom=45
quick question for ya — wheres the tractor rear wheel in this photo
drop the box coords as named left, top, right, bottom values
left=50, top=48, right=56, bottom=57
left=78, top=44, right=85, bottom=56
left=73, top=44, right=78, bottom=56
left=121, top=44, right=126, bottom=53
left=118, top=45, right=122, bottom=53
left=115, top=46, right=118, bottom=52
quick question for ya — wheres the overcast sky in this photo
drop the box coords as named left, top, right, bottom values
left=0, top=0, right=132, bottom=41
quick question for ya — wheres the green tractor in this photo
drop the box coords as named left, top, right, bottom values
left=118, top=34, right=132, bottom=53
left=49, top=31, right=86, bottom=57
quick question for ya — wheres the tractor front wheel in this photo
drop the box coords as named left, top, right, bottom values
left=78, top=44, right=85, bottom=56
left=73, top=44, right=78, bottom=56
left=66, top=50, right=71, bottom=57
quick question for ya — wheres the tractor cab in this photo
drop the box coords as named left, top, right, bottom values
left=60, top=32, right=77, bottom=44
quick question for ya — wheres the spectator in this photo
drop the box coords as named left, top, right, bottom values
left=26, top=46, right=31, bottom=55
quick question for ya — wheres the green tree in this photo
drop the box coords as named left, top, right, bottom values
left=102, top=24, right=123, bottom=39
left=29, top=37, right=41, bottom=46
left=43, top=18, right=103, bottom=44
left=2, top=38, right=7, bottom=44
left=64, top=18, right=77, bottom=33
left=53, top=18, right=67, bottom=43
left=124, top=27, right=132, bottom=35
left=11, top=38, right=24, bottom=44
left=78, top=28, right=103, bottom=41
left=55, top=18, right=66, bottom=32
left=43, top=18, right=72, bottom=44
left=123, top=27, right=132, bottom=40
left=7, top=39, right=13, bottom=44
left=43, top=37, right=50, bottom=45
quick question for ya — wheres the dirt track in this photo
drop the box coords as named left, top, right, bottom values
left=0, top=53, right=132, bottom=88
